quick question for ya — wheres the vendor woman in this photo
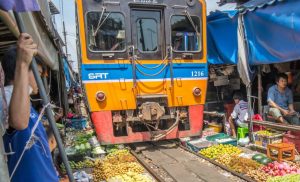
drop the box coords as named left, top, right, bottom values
left=228, top=92, right=249, bottom=138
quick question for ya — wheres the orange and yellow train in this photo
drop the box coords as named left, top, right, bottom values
left=76, top=0, right=208, bottom=144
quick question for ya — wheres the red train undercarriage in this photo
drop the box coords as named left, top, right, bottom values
left=91, top=105, right=204, bottom=144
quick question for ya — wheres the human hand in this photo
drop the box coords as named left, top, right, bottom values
left=16, top=33, right=38, bottom=67
left=59, top=176, right=69, bottom=182
left=282, top=109, right=289, bottom=116
left=287, top=110, right=297, bottom=116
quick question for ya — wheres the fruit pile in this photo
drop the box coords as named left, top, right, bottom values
left=215, top=154, right=234, bottom=166
left=95, top=161, right=144, bottom=180
left=267, top=174, right=300, bottom=182
left=60, top=159, right=95, bottom=172
left=199, top=144, right=242, bottom=159
left=107, top=171, right=153, bottom=182
left=228, top=157, right=262, bottom=174
left=246, top=168, right=272, bottom=182
left=262, top=161, right=300, bottom=177
left=256, top=130, right=274, bottom=136
left=93, top=149, right=148, bottom=181
left=104, top=149, right=137, bottom=164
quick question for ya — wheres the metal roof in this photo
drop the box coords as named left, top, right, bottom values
left=48, top=0, right=60, bottom=15
left=238, top=0, right=285, bottom=12
left=0, top=16, right=17, bottom=57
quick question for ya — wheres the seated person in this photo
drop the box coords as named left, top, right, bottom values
left=228, top=92, right=249, bottom=138
left=267, top=73, right=300, bottom=125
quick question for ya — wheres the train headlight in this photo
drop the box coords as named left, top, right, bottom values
left=193, top=87, right=201, bottom=97
left=96, top=91, right=106, bottom=102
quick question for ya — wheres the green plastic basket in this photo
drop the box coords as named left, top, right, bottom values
left=206, top=133, right=237, bottom=146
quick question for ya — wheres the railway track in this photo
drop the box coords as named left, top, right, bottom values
left=129, top=140, right=255, bottom=182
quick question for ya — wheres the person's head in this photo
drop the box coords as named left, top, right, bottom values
left=233, top=91, right=243, bottom=104
left=44, top=123, right=57, bottom=152
left=1, top=47, right=43, bottom=95
left=275, top=73, right=288, bottom=89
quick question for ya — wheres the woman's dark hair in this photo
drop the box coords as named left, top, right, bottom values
left=233, top=91, right=243, bottom=100
left=1, top=47, right=17, bottom=86
left=1, top=47, right=43, bottom=86
left=276, top=73, right=288, bottom=83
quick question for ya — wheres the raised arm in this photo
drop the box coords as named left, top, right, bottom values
left=8, top=33, right=37, bottom=130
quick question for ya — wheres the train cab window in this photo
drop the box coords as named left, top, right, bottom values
left=171, top=15, right=201, bottom=52
left=136, top=18, right=158, bottom=52
left=86, top=12, right=126, bottom=52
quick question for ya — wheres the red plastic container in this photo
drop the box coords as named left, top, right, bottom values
left=283, top=133, right=300, bottom=152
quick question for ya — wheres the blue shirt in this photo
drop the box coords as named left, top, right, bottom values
left=267, top=85, right=293, bottom=110
left=3, top=107, right=59, bottom=182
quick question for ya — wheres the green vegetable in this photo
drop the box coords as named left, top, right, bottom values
left=85, top=143, right=91, bottom=150
left=260, top=158, right=272, bottom=165
left=75, top=145, right=80, bottom=151
left=80, top=144, right=86, bottom=152
left=252, top=154, right=265, bottom=162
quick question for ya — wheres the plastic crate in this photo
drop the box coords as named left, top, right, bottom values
left=206, top=133, right=237, bottom=146
left=71, top=118, right=87, bottom=130
left=254, top=131, right=284, bottom=148
left=186, top=139, right=213, bottom=152
left=206, top=133, right=228, bottom=141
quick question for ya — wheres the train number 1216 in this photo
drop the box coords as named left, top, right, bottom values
left=191, top=71, right=205, bottom=77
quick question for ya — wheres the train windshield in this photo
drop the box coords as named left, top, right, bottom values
left=171, top=15, right=201, bottom=52
left=86, top=12, right=126, bottom=52
left=137, top=18, right=158, bottom=52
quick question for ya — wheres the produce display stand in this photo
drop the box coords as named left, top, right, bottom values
left=181, top=132, right=300, bottom=182
left=180, top=145, right=256, bottom=182
left=253, top=131, right=284, bottom=149
left=60, top=127, right=157, bottom=182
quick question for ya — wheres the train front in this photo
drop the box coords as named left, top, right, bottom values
left=76, top=0, right=208, bottom=144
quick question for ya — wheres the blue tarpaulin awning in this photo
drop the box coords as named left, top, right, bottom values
left=243, top=0, right=300, bottom=65
left=207, top=0, right=300, bottom=65
left=63, top=58, right=75, bottom=90
left=207, top=10, right=238, bottom=64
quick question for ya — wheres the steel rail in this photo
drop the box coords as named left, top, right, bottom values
left=130, top=149, right=165, bottom=182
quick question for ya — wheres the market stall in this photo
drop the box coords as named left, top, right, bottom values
left=182, top=131, right=300, bottom=182
left=57, top=125, right=157, bottom=182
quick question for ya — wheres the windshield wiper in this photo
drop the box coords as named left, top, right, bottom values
left=92, top=7, right=111, bottom=36
left=184, top=10, right=200, bottom=36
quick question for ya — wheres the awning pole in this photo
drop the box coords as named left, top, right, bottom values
left=13, top=12, right=74, bottom=182
left=258, top=66, right=262, bottom=115
left=247, top=85, right=254, bottom=142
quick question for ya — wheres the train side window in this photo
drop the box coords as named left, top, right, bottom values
left=136, top=18, right=158, bottom=52
left=171, top=15, right=201, bottom=52
left=86, top=12, right=126, bottom=52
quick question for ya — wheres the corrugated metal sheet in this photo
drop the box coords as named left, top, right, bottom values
left=238, top=0, right=285, bottom=13
left=0, top=0, right=61, bottom=70
left=0, top=11, right=18, bottom=57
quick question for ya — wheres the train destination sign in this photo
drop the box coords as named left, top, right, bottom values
left=133, top=0, right=158, bottom=4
